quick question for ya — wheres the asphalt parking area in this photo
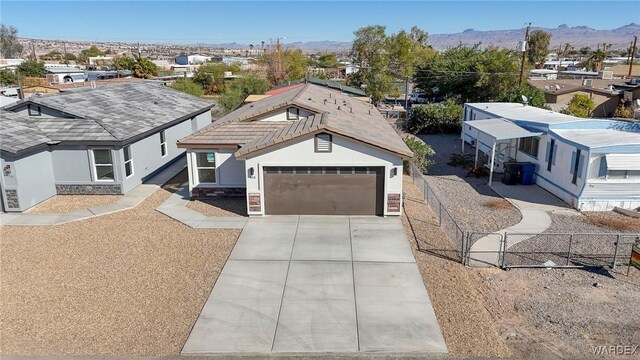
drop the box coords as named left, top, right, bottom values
left=182, top=215, right=447, bottom=354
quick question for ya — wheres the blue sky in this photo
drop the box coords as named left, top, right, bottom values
left=2, top=1, right=639, bottom=43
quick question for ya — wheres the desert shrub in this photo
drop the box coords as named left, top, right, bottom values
left=447, top=153, right=474, bottom=168
left=409, top=99, right=463, bottom=134
left=403, top=136, right=435, bottom=174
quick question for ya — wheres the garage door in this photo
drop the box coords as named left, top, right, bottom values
left=263, top=166, right=384, bottom=215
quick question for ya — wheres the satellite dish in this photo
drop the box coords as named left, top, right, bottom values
left=636, top=99, right=640, bottom=107
left=555, top=84, right=561, bottom=90
left=544, top=85, right=550, bottom=90
left=521, top=95, right=529, bottom=105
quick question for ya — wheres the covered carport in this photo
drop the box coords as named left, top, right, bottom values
left=463, top=118, right=542, bottom=185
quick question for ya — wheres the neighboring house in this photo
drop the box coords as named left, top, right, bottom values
left=268, top=77, right=367, bottom=97
left=45, top=67, right=86, bottom=85
left=175, top=54, right=212, bottom=65
left=177, top=83, right=412, bottom=216
left=0, top=82, right=213, bottom=212
left=528, top=78, right=640, bottom=117
left=462, top=103, right=640, bottom=211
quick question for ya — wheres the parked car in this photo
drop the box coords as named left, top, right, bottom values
left=410, top=93, right=429, bottom=104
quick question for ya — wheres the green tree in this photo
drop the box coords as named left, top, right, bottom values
left=64, top=53, right=77, bottom=61
left=564, top=94, right=595, bottom=117
left=0, top=25, right=23, bottom=58
left=169, top=78, right=203, bottom=97
left=0, top=69, right=18, bottom=85
left=114, top=55, right=137, bottom=71
left=17, top=60, right=46, bottom=77
left=317, top=53, right=339, bottom=68
left=283, top=49, right=308, bottom=81
left=218, top=75, right=270, bottom=112
left=582, top=49, right=606, bottom=71
left=502, top=84, right=548, bottom=109
left=409, top=99, right=463, bottom=134
left=414, top=44, right=520, bottom=103
left=42, top=50, right=63, bottom=60
left=132, top=57, right=158, bottom=79
left=78, top=45, right=104, bottom=63
left=527, top=30, right=551, bottom=69
left=193, top=63, right=241, bottom=94
left=403, top=136, right=435, bottom=174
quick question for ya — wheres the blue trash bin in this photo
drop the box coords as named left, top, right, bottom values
left=520, top=162, right=536, bottom=185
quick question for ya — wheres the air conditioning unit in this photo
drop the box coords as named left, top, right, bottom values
left=582, top=79, right=593, bottom=87
left=624, top=91, right=633, bottom=102
left=599, top=71, right=613, bottom=80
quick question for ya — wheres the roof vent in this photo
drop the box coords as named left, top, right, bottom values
left=338, top=106, right=341, bottom=110
left=350, top=107, right=353, bottom=113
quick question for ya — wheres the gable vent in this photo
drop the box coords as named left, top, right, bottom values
left=315, top=133, right=332, bottom=153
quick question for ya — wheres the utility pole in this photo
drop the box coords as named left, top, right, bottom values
left=30, top=41, right=37, bottom=61
left=63, top=41, right=68, bottom=64
left=404, top=76, right=409, bottom=109
left=629, top=36, right=637, bottom=77
left=518, top=23, right=531, bottom=86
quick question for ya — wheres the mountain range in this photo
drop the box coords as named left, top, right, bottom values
left=204, top=23, right=640, bottom=52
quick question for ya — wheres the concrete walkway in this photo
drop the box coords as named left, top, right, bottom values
left=182, top=215, right=447, bottom=354
left=468, top=183, right=572, bottom=266
left=156, top=185, right=247, bottom=229
left=0, top=160, right=186, bottom=227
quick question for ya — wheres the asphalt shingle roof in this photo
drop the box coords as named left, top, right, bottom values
left=178, top=84, right=412, bottom=159
left=1, top=82, right=214, bottom=155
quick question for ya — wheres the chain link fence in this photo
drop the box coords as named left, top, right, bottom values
left=407, top=161, right=640, bottom=270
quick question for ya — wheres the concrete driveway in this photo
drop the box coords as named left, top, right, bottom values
left=182, top=216, right=447, bottom=354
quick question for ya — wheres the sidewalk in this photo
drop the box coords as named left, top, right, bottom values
left=0, top=160, right=186, bottom=227
left=468, top=183, right=574, bottom=266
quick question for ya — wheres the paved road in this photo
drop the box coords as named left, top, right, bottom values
left=182, top=215, right=447, bottom=354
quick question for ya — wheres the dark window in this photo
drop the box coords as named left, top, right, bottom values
left=518, top=137, right=539, bottom=158
left=324, top=167, right=338, bottom=174
left=572, top=149, right=581, bottom=184
left=123, top=145, right=133, bottom=177
left=27, top=104, right=41, bottom=116
left=547, top=139, right=555, bottom=172
left=287, top=107, right=299, bottom=120
left=315, top=133, right=332, bottom=153
left=160, top=130, right=167, bottom=157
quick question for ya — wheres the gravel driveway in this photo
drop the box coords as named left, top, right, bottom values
left=418, top=134, right=521, bottom=234
left=0, top=170, right=240, bottom=356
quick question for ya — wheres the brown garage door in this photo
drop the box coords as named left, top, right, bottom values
left=263, top=166, right=384, bottom=215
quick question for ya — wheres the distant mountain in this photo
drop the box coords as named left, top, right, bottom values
left=427, top=23, right=640, bottom=50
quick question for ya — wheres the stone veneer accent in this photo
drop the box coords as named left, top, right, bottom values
left=387, top=193, right=401, bottom=212
left=248, top=193, right=261, bottom=212
left=192, top=187, right=246, bottom=198
left=56, top=184, right=123, bottom=195
left=5, top=189, right=19, bottom=209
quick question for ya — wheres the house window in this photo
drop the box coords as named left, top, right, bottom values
left=195, top=152, right=216, bottom=184
left=546, top=139, right=555, bottom=172
left=571, top=149, right=582, bottom=185
left=123, top=145, right=133, bottom=178
left=27, top=104, right=41, bottom=116
left=608, top=170, right=640, bottom=179
left=91, top=149, right=114, bottom=181
left=315, top=133, right=332, bottom=152
left=287, top=107, right=300, bottom=120
left=160, top=130, right=167, bottom=157
left=518, top=137, right=539, bottom=158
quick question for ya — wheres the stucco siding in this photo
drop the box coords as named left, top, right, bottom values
left=244, top=133, right=404, bottom=216
left=51, top=148, right=93, bottom=183
left=1, top=151, right=56, bottom=211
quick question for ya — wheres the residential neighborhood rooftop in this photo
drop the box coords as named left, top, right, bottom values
left=1, top=82, right=214, bottom=154
left=179, top=83, right=412, bottom=158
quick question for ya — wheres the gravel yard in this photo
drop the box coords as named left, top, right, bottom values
left=0, top=170, right=241, bottom=356
left=474, top=266, right=640, bottom=359
left=25, top=195, right=122, bottom=214
left=401, top=175, right=510, bottom=358
left=418, top=134, right=521, bottom=234
left=186, top=197, right=246, bottom=217
left=508, top=211, right=640, bottom=268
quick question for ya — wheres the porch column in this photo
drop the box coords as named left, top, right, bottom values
left=474, top=139, right=480, bottom=168
left=461, top=136, right=465, bottom=153
left=488, top=141, right=496, bottom=186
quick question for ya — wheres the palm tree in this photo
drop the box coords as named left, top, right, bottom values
left=587, top=49, right=606, bottom=71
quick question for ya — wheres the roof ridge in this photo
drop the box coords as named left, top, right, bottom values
left=85, top=116, right=121, bottom=141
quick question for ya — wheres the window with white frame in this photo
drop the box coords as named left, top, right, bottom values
left=195, top=152, right=216, bottom=184
left=518, top=137, right=539, bottom=158
left=91, top=149, right=114, bottom=181
left=160, top=130, right=167, bottom=157
left=123, top=145, right=133, bottom=178
left=287, top=107, right=300, bottom=120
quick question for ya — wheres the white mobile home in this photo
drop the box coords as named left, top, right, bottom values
left=462, top=103, right=640, bottom=211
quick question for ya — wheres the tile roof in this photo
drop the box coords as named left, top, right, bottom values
left=0, top=111, right=54, bottom=154
left=4, top=82, right=214, bottom=142
left=1, top=82, right=214, bottom=154
left=178, top=83, right=412, bottom=159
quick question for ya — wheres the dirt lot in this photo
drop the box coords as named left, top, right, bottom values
left=0, top=170, right=240, bottom=356
left=26, top=195, right=122, bottom=214
left=402, top=175, right=640, bottom=359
